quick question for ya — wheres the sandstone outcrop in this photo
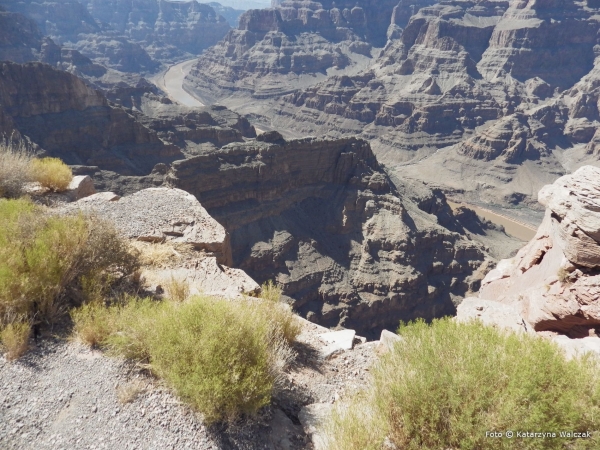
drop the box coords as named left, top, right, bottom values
left=167, top=136, right=490, bottom=335
left=460, top=166, right=600, bottom=338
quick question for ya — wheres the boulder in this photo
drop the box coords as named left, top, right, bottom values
left=144, top=257, right=260, bottom=299
left=378, top=329, right=403, bottom=352
left=66, top=175, right=96, bottom=201
left=456, top=298, right=533, bottom=334
left=319, top=329, right=355, bottom=358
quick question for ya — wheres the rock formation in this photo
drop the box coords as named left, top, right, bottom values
left=459, top=166, right=600, bottom=340
left=0, top=0, right=233, bottom=100
left=185, top=0, right=402, bottom=100
left=0, top=58, right=505, bottom=337
left=78, top=0, right=231, bottom=63
left=0, top=61, right=180, bottom=174
left=167, top=135, right=490, bottom=335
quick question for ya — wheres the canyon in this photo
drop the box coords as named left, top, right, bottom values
left=0, top=60, right=506, bottom=336
left=185, top=0, right=600, bottom=218
left=4, top=0, right=597, bottom=334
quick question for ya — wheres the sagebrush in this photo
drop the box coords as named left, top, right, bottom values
left=0, top=198, right=139, bottom=328
left=326, top=319, right=600, bottom=450
left=72, top=294, right=297, bottom=423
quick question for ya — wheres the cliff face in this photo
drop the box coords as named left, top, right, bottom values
left=0, top=0, right=232, bottom=72
left=0, top=62, right=180, bottom=174
left=167, top=136, right=489, bottom=335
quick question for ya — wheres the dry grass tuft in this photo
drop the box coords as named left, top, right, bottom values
left=0, top=140, right=33, bottom=198
left=259, top=281, right=301, bottom=345
left=30, top=157, right=73, bottom=192
left=130, top=241, right=194, bottom=268
left=0, top=322, right=31, bottom=361
left=117, top=380, right=147, bottom=404
left=165, top=275, right=190, bottom=303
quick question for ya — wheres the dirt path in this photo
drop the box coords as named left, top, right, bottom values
left=153, top=59, right=205, bottom=107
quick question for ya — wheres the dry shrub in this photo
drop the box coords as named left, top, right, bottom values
left=326, top=319, right=600, bottom=450
left=72, top=294, right=296, bottom=424
left=71, top=301, right=118, bottom=347
left=117, top=380, right=147, bottom=404
left=260, top=281, right=301, bottom=344
left=130, top=241, right=194, bottom=268
left=165, top=275, right=190, bottom=303
left=30, top=157, right=73, bottom=192
left=0, top=322, right=31, bottom=361
left=0, top=140, right=33, bottom=198
left=0, top=198, right=139, bottom=329
left=558, top=267, right=571, bottom=284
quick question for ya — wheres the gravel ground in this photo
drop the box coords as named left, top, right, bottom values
left=0, top=322, right=380, bottom=450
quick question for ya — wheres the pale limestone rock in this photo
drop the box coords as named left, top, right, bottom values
left=319, top=329, right=356, bottom=359
left=378, top=329, right=403, bottom=352
left=552, top=336, right=600, bottom=360
left=67, top=175, right=96, bottom=201
left=145, top=257, right=260, bottom=299
left=65, top=187, right=232, bottom=266
left=456, top=298, right=533, bottom=334
left=298, top=403, right=332, bottom=450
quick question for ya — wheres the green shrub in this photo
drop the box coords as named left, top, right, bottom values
left=326, top=319, right=600, bottom=450
left=0, top=198, right=139, bottom=328
left=31, top=157, right=73, bottom=192
left=72, top=295, right=296, bottom=423
left=0, top=321, right=31, bottom=361
left=0, top=140, right=33, bottom=198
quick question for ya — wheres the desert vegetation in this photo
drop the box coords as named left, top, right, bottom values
left=326, top=319, right=600, bottom=450
left=0, top=141, right=73, bottom=197
left=71, top=286, right=300, bottom=424
left=30, top=157, right=73, bottom=192
left=0, top=197, right=139, bottom=357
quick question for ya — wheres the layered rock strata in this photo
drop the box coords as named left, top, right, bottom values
left=186, top=0, right=600, bottom=213
left=167, top=135, right=490, bottom=335
left=79, top=0, right=231, bottom=62
left=185, top=0, right=402, bottom=100
left=0, top=0, right=231, bottom=69
left=460, top=166, right=600, bottom=339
